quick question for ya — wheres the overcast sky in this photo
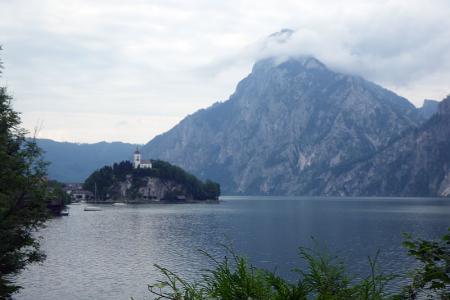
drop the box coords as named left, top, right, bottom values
left=1, top=0, right=449, bottom=143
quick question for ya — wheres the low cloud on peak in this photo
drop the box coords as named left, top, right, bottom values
left=247, top=12, right=450, bottom=102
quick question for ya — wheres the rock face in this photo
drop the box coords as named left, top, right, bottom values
left=142, top=56, right=424, bottom=195
left=417, top=99, right=439, bottom=120
left=326, top=96, right=450, bottom=197
left=115, top=176, right=196, bottom=201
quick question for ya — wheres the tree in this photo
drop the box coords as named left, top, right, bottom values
left=0, top=48, right=51, bottom=297
left=83, top=165, right=114, bottom=200
left=46, top=180, right=71, bottom=215
left=203, top=180, right=220, bottom=200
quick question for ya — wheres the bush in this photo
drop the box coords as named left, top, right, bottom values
left=398, top=230, right=450, bottom=299
left=146, top=229, right=450, bottom=300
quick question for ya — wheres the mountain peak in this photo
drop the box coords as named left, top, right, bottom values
left=293, top=56, right=327, bottom=70
left=267, top=28, right=294, bottom=44
left=252, top=56, right=328, bottom=74
left=438, top=95, right=450, bottom=115
left=417, top=99, right=439, bottom=120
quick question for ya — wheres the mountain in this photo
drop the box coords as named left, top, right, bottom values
left=325, top=95, right=450, bottom=197
left=142, top=56, right=423, bottom=195
left=36, top=139, right=135, bottom=182
left=417, top=99, right=439, bottom=120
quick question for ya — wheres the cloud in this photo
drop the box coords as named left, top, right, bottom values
left=1, top=0, right=449, bottom=143
left=200, top=0, right=450, bottom=102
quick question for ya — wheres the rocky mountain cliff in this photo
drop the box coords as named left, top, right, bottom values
left=142, top=56, right=425, bottom=195
left=417, top=99, right=439, bottom=120
left=326, top=95, right=450, bottom=197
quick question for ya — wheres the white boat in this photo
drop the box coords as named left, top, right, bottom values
left=60, top=209, right=69, bottom=216
left=84, top=183, right=102, bottom=211
left=112, top=202, right=126, bottom=206
left=84, top=206, right=102, bottom=211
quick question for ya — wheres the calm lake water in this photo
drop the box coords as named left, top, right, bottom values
left=15, top=196, right=450, bottom=300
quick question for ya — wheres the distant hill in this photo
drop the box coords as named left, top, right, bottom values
left=142, top=56, right=424, bottom=195
left=36, top=139, right=135, bottom=182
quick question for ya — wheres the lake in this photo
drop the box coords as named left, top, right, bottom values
left=15, top=196, right=450, bottom=300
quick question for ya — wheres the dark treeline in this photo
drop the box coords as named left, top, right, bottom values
left=83, top=160, right=220, bottom=201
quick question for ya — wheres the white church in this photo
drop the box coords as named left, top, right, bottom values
left=133, top=148, right=152, bottom=169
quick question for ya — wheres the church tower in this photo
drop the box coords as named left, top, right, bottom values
left=133, top=147, right=141, bottom=168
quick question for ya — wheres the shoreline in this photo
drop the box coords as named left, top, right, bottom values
left=79, top=199, right=220, bottom=205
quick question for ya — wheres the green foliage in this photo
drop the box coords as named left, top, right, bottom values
left=143, top=160, right=220, bottom=200
left=147, top=245, right=277, bottom=300
left=83, top=159, right=220, bottom=201
left=297, top=246, right=395, bottom=300
left=147, top=230, right=450, bottom=300
left=200, top=246, right=276, bottom=300
left=203, top=180, right=221, bottom=200
left=83, top=165, right=114, bottom=200
left=398, top=228, right=450, bottom=299
left=0, top=57, right=51, bottom=297
left=46, top=180, right=71, bottom=214
left=297, top=245, right=352, bottom=299
left=112, top=160, right=133, bottom=182
left=147, top=243, right=396, bottom=300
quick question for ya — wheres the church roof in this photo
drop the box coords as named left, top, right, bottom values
left=140, top=159, right=152, bottom=164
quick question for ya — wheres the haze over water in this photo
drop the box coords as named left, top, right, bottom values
left=16, top=197, right=450, bottom=300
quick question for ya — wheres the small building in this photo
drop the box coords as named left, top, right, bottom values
left=133, top=148, right=152, bottom=169
left=63, top=183, right=83, bottom=194
left=71, top=190, right=94, bottom=201
left=63, top=183, right=91, bottom=202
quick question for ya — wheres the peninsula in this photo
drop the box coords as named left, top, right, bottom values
left=82, top=149, right=220, bottom=203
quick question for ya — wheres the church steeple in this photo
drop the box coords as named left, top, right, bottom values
left=133, top=146, right=141, bottom=168
left=132, top=146, right=152, bottom=169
